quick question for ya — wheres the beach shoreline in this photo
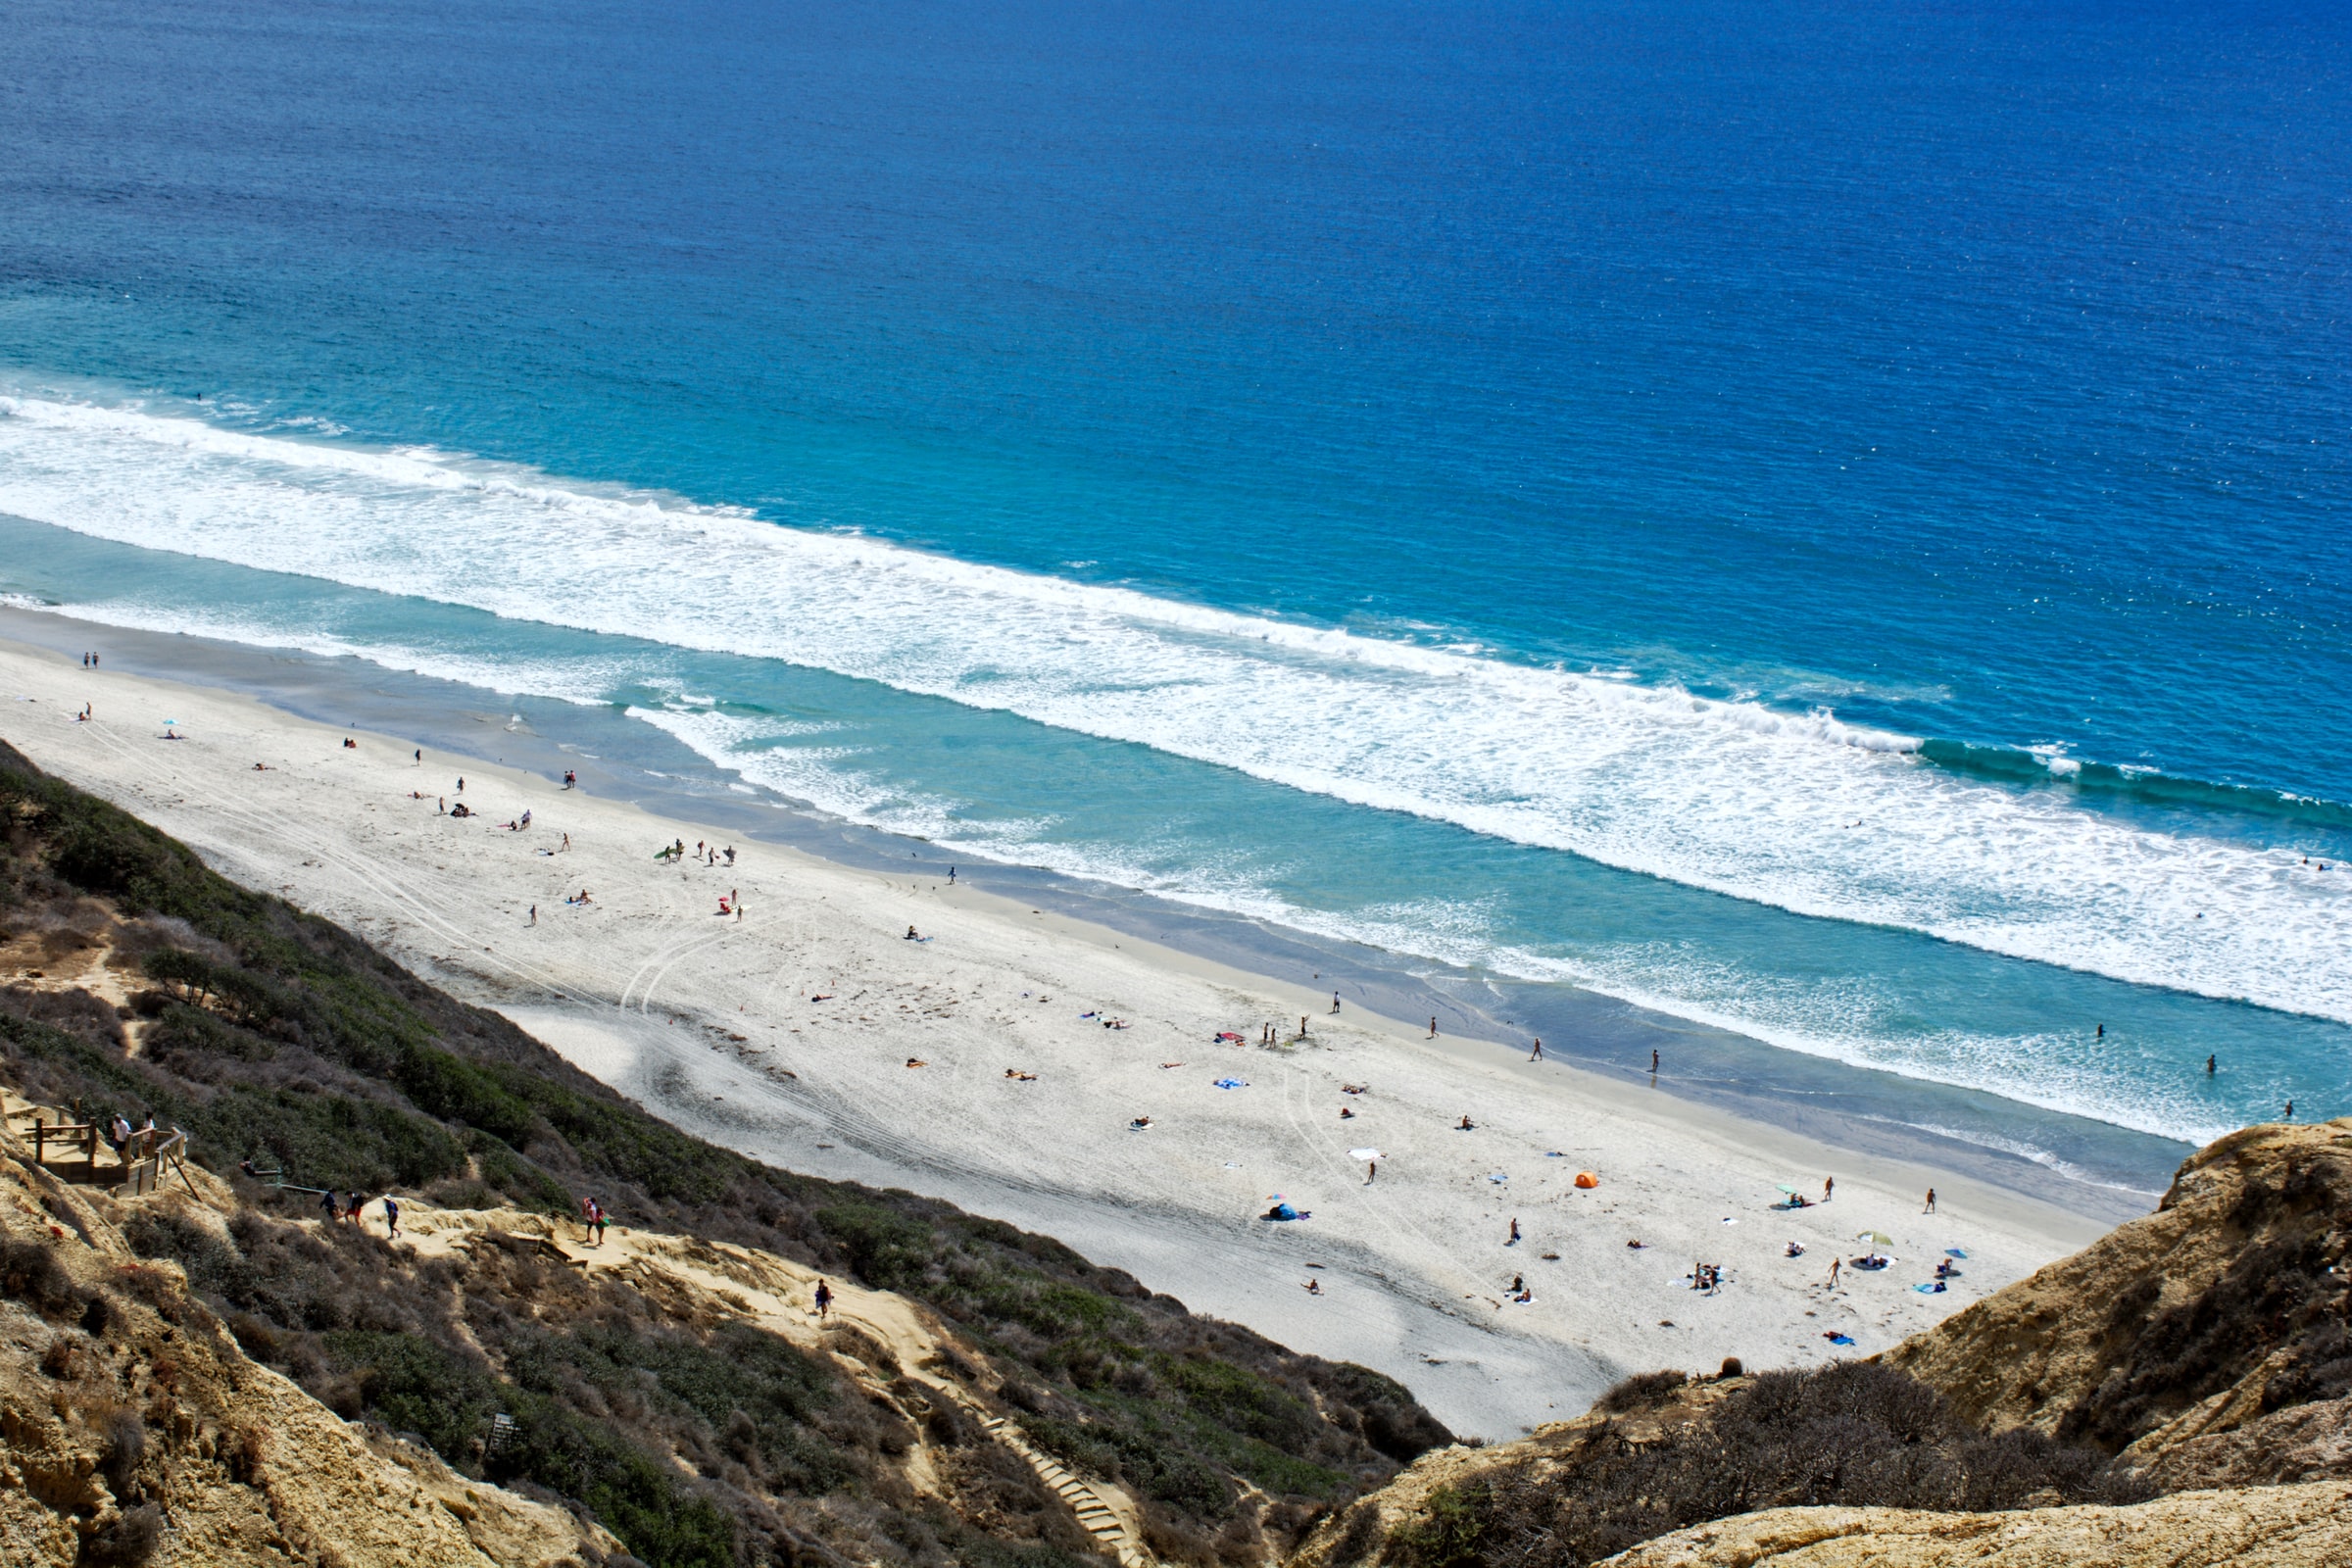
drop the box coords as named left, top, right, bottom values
left=0, top=602, right=2191, bottom=1209
left=2, top=628, right=2123, bottom=1439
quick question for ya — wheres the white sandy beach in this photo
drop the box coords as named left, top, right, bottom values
left=0, top=638, right=2113, bottom=1439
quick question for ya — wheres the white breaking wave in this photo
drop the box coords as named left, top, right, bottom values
left=3, top=390, right=2348, bottom=1024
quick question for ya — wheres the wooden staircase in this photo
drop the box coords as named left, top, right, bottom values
left=977, top=1413, right=1151, bottom=1567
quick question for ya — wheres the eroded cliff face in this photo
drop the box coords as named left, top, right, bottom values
left=1883, top=1119, right=2352, bottom=1476
left=1598, top=1483, right=2352, bottom=1568
left=0, top=1135, right=613, bottom=1568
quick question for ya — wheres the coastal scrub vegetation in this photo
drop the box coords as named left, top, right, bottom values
left=0, top=741, right=1448, bottom=1567
left=1367, top=1362, right=2150, bottom=1568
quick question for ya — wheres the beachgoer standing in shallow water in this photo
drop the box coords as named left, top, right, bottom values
left=2207, top=1054, right=2217, bottom=1075
left=2284, top=1100, right=2294, bottom=1121
left=814, top=1280, right=833, bottom=1321
left=1650, top=1048, right=1660, bottom=1073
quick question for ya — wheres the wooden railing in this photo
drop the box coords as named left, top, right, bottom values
left=26, top=1118, right=199, bottom=1199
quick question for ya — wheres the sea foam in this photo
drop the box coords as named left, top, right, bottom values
left=3, top=391, right=2347, bottom=1027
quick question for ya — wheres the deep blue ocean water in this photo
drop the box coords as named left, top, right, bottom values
left=1, top=0, right=2347, bottom=1163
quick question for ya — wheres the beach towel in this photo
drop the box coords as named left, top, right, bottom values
left=1347, top=1148, right=1383, bottom=1161
left=1214, top=1031, right=1244, bottom=1043
left=1914, top=1281, right=1948, bottom=1293
left=1823, top=1333, right=1856, bottom=1346
left=1213, top=1077, right=1249, bottom=1090
left=1487, top=1172, right=1509, bottom=1183
left=1945, top=1248, right=1968, bottom=1258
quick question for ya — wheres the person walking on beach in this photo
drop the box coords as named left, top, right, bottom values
left=1366, top=1159, right=1377, bottom=1184
left=1331, top=992, right=1342, bottom=1014
left=814, top=1280, right=833, bottom=1321
left=529, top=906, right=537, bottom=925
left=1823, top=1176, right=1834, bottom=1203
left=1924, top=1188, right=1936, bottom=1213
left=1827, top=1256, right=1840, bottom=1289
left=1528, top=1038, right=1544, bottom=1061
left=415, top=749, right=420, bottom=763
left=1429, top=1016, right=1438, bottom=1038
left=1650, top=1049, right=1660, bottom=1073
left=1507, top=1217, right=1521, bottom=1245
left=457, top=777, right=465, bottom=793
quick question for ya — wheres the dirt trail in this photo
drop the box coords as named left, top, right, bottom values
left=395, top=1201, right=1156, bottom=1565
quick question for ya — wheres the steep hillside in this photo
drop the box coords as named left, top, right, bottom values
left=0, top=1119, right=613, bottom=1567
left=0, top=738, right=1448, bottom=1566
left=1281, top=1121, right=2352, bottom=1568
left=1884, top=1119, right=2352, bottom=1488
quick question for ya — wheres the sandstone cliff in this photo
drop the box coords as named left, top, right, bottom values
left=0, top=1125, right=613, bottom=1568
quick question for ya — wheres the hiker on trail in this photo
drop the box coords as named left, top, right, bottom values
left=595, top=1206, right=609, bottom=1246
left=814, top=1280, right=833, bottom=1321
left=108, top=1114, right=132, bottom=1163
left=581, top=1197, right=601, bottom=1245
left=321, top=1190, right=340, bottom=1221
left=349, top=1193, right=367, bottom=1226
left=383, top=1197, right=400, bottom=1237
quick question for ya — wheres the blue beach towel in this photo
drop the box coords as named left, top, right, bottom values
left=1824, top=1333, right=1856, bottom=1347
left=1213, top=1077, right=1249, bottom=1089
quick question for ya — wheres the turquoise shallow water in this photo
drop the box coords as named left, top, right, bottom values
left=0, top=0, right=2347, bottom=1159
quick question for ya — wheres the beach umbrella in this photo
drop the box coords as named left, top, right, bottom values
left=1776, top=1184, right=1801, bottom=1194
left=1860, top=1231, right=1893, bottom=1247
left=1347, top=1148, right=1383, bottom=1161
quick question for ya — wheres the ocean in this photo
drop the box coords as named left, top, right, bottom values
left=1, top=0, right=2346, bottom=1179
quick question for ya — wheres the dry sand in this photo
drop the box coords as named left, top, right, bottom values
left=0, top=638, right=2114, bottom=1439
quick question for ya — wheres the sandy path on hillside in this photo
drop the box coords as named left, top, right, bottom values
left=0, top=641, right=2110, bottom=1439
